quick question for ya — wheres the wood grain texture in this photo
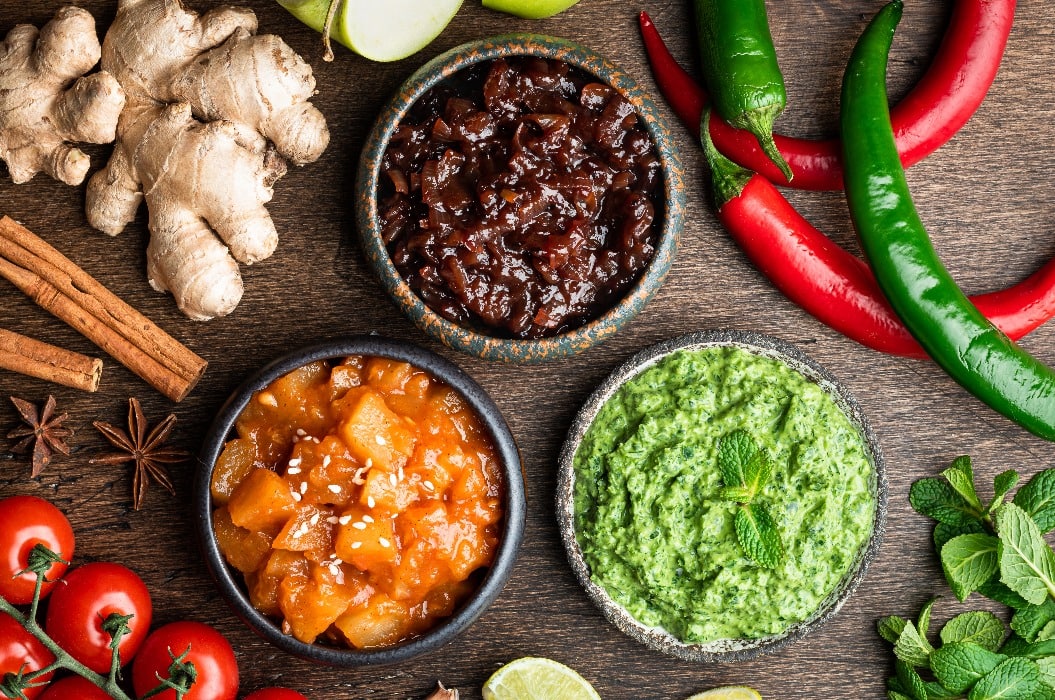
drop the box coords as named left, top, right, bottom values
left=2, top=0, right=1054, bottom=698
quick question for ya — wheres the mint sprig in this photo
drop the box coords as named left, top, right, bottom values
left=716, top=430, right=783, bottom=569
left=879, top=457, right=1055, bottom=699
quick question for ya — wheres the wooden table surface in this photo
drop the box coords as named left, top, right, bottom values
left=3, top=0, right=1054, bottom=698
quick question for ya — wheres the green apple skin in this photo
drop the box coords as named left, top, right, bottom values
left=277, top=0, right=463, bottom=62
left=481, top=0, right=581, bottom=19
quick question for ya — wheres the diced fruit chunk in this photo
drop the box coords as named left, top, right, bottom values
left=227, top=467, right=297, bottom=534
left=213, top=506, right=273, bottom=573
left=335, top=508, right=399, bottom=573
left=211, top=438, right=257, bottom=503
left=335, top=593, right=411, bottom=648
left=339, top=390, right=416, bottom=470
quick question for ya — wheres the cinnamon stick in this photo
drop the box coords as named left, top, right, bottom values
left=0, top=217, right=207, bottom=401
left=0, top=328, right=103, bottom=392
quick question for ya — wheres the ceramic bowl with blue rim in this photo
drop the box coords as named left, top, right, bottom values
left=356, top=34, right=686, bottom=363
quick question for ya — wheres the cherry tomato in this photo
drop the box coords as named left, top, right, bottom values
left=243, top=689, right=309, bottom=700
left=44, top=562, right=153, bottom=673
left=131, top=621, right=238, bottom=700
left=0, top=611, right=55, bottom=699
left=0, top=495, right=75, bottom=604
left=37, top=675, right=112, bottom=700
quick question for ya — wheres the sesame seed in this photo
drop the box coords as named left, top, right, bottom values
left=339, top=515, right=352, bottom=525
left=291, top=491, right=302, bottom=502
left=379, top=537, right=391, bottom=548
left=367, top=496, right=376, bottom=508
left=335, top=570, right=345, bottom=584
left=333, top=558, right=343, bottom=565
left=375, top=435, right=386, bottom=446
left=287, top=467, right=301, bottom=475
left=309, top=513, right=320, bottom=526
left=423, top=480, right=435, bottom=492
left=352, top=521, right=367, bottom=530
left=389, top=473, right=398, bottom=486
left=398, top=466, right=404, bottom=481
left=362, top=514, right=374, bottom=523
left=351, top=542, right=362, bottom=549
left=300, top=481, right=308, bottom=494
left=328, top=484, right=342, bottom=493
left=312, top=437, right=320, bottom=444
left=365, top=458, right=373, bottom=468
left=288, top=457, right=302, bottom=467
left=322, top=455, right=331, bottom=468
left=296, top=428, right=307, bottom=436
left=326, top=516, right=339, bottom=524
left=258, top=391, right=279, bottom=408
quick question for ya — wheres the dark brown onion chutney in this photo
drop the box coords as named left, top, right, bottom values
left=378, top=56, right=663, bottom=339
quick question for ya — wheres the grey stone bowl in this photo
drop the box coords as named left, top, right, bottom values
left=555, top=329, right=887, bottom=662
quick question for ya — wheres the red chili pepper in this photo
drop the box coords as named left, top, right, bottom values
left=640, top=1, right=1015, bottom=190
left=700, top=111, right=1055, bottom=359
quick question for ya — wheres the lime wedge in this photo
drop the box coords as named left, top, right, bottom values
left=482, top=657, right=601, bottom=700
left=685, top=688, right=763, bottom=700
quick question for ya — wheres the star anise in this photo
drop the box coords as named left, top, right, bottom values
left=90, top=397, right=189, bottom=510
left=7, top=395, right=73, bottom=477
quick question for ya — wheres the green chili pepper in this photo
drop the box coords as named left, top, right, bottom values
left=693, top=0, right=792, bottom=181
left=841, top=0, right=1055, bottom=441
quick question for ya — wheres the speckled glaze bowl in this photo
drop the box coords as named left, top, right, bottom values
left=556, top=329, right=887, bottom=662
left=355, top=34, right=685, bottom=363
left=194, top=336, right=526, bottom=666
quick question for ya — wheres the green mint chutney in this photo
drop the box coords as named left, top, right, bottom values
left=572, top=345, right=876, bottom=643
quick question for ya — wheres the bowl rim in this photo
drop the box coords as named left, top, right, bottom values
left=193, top=335, right=527, bottom=666
left=355, top=33, right=686, bottom=363
left=555, top=329, right=888, bottom=662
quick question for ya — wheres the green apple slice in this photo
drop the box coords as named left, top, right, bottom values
left=481, top=0, right=581, bottom=19
left=277, top=0, right=463, bottom=62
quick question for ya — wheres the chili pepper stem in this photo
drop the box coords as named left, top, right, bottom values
left=731, top=104, right=793, bottom=183
left=701, top=110, right=754, bottom=205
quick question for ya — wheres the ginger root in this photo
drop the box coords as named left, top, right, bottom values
left=86, top=0, right=329, bottom=321
left=0, top=7, right=125, bottom=185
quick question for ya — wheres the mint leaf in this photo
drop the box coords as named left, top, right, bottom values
left=943, top=456, right=983, bottom=511
left=988, top=470, right=1019, bottom=515
left=966, top=656, right=1055, bottom=700
left=912, top=477, right=980, bottom=527
left=979, top=580, right=1032, bottom=610
left=942, top=533, right=1000, bottom=601
left=880, top=616, right=910, bottom=645
left=935, top=520, right=987, bottom=552
left=919, top=598, right=937, bottom=638
left=888, top=693, right=914, bottom=700
left=1036, top=657, right=1055, bottom=689
left=717, top=429, right=774, bottom=503
left=1038, top=620, right=1055, bottom=642
left=895, top=620, right=935, bottom=668
left=1011, top=600, right=1055, bottom=643
left=1014, top=469, right=1055, bottom=534
left=941, top=611, right=1006, bottom=651
left=717, top=429, right=756, bottom=493
left=896, top=659, right=928, bottom=700
left=931, top=642, right=1006, bottom=694
left=923, top=681, right=960, bottom=700
left=995, top=503, right=1055, bottom=606
left=1001, top=637, right=1055, bottom=659
left=734, top=503, right=783, bottom=569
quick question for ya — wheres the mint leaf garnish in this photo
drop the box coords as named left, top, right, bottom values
left=878, top=616, right=909, bottom=645
left=1010, top=599, right=1055, bottom=643
left=995, top=503, right=1055, bottom=606
left=910, top=477, right=980, bottom=527
left=917, top=598, right=936, bottom=639
left=1013, top=469, right=1055, bottom=534
left=894, top=620, right=934, bottom=668
left=931, top=643, right=1006, bottom=694
left=934, top=520, right=986, bottom=552
left=943, top=456, right=983, bottom=512
left=941, top=533, right=1000, bottom=602
left=716, top=430, right=783, bottom=567
left=734, top=503, right=783, bottom=569
left=894, top=659, right=928, bottom=700
left=966, top=656, right=1054, bottom=700
left=940, top=611, right=1005, bottom=651
left=988, top=470, right=1019, bottom=515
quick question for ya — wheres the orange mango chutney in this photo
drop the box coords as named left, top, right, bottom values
left=211, top=356, right=504, bottom=649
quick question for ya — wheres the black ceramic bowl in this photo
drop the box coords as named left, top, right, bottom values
left=356, top=34, right=685, bottom=363
left=556, top=329, right=887, bottom=662
left=195, top=336, right=526, bottom=665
